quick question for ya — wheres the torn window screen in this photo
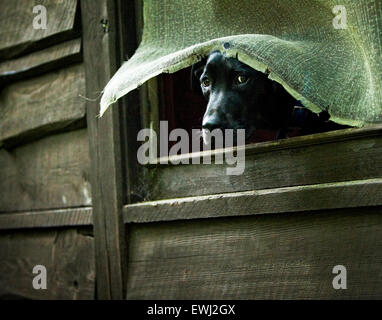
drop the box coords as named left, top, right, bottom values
left=100, top=0, right=382, bottom=127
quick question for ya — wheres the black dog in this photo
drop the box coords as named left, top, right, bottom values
left=191, top=51, right=336, bottom=142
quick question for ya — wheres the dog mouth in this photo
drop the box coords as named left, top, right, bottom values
left=202, top=128, right=210, bottom=146
left=202, top=126, right=253, bottom=147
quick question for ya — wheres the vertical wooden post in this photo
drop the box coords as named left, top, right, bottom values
left=81, top=0, right=127, bottom=299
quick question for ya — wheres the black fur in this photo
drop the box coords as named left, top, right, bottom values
left=191, top=51, right=342, bottom=141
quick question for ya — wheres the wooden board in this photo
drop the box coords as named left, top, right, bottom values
left=0, top=228, right=95, bottom=300
left=124, top=178, right=382, bottom=223
left=0, top=207, right=92, bottom=230
left=0, top=0, right=79, bottom=59
left=81, top=0, right=128, bottom=300
left=0, top=38, right=82, bottom=84
left=145, top=128, right=382, bottom=201
left=0, top=129, right=91, bottom=212
left=0, top=63, right=86, bottom=147
left=126, top=206, right=382, bottom=299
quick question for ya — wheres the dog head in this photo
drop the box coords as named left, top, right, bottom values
left=191, top=51, right=295, bottom=142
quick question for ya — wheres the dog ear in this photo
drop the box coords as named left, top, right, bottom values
left=190, top=58, right=206, bottom=94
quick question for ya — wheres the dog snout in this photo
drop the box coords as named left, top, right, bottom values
left=202, top=113, right=223, bottom=131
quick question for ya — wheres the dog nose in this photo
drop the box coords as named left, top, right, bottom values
left=202, top=115, right=221, bottom=131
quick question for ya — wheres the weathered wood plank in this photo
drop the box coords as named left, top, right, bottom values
left=124, top=178, right=382, bottom=223
left=0, top=228, right=95, bottom=300
left=151, top=125, right=382, bottom=165
left=81, top=0, right=128, bottom=299
left=126, top=206, right=382, bottom=299
left=0, top=0, right=79, bottom=60
left=0, top=63, right=86, bottom=147
left=145, top=128, right=382, bottom=201
left=0, top=207, right=92, bottom=230
left=0, top=129, right=91, bottom=212
left=0, top=38, right=82, bottom=84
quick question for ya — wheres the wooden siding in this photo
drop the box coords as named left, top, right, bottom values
left=126, top=206, right=382, bottom=299
left=0, top=0, right=92, bottom=301
left=0, top=38, right=82, bottom=84
left=0, top=0, right=381, bottom=301
left=0, top=63, right=86, bottom=147
left=124, top=178, right=382, bottom=223
left=144, top=126, right=382, bottom=201
left=0, top=0, right=79, bottom=59
left=0, top=129, right=90, bottom=212
left=0, top=228, right=95, bottom=300
left=0, top=207, right=92, bottom=230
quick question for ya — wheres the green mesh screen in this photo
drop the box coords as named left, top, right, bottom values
left=100, top=0, right=382, bottom=127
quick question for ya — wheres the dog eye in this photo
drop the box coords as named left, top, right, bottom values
left=201, top=77, right=210, bottom=87
left=236, top=75, right=248, bottom=84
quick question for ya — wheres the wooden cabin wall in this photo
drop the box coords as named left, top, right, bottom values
left=0, top=0, right=381, bottom=301
left=0, top=0, right=95, bottom=299
left=123, top=127, right=382, bottom=300
left=126, top=206, right=382, bottom=299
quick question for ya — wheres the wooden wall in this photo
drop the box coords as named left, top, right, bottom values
left=0, top=0, right=94, bottom=299
left=126, top=207, right=382, bottom=299
left=1, top=0, right=382, bottom=301
left=124, top=127, right=382, bottom=300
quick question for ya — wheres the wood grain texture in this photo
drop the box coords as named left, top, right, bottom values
left=0, top=38, right=82, bottom=84
left=126, top=206, right=382, bottom=299
left=0, top=228, right=95, bottom=300
left=151, top=125, right=382, bottom=165
left=81, top=0, right=127, bottom=299
left=124, top=178, right=382, bottom=223
left=0, top=63, right=86, bottom=147
left=0, top=129, right=91, bottom=212
left=0, top=0, right=79, bottom=59
left=0, top=207, right=92, bottom=230
left=145, top=129, right=382, bottom=201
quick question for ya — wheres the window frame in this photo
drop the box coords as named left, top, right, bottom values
left=126, top=1, right=382, bottom=210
